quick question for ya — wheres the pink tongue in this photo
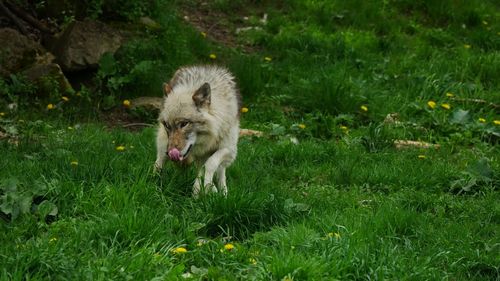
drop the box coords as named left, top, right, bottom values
left=168, top=148, right=181, bottom=161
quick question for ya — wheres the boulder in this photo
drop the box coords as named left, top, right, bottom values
left=50, top=19, right=124, bottom=71
left=22, top=63, right=73, bottom=95
left=0, top=28, right=45, bottom=76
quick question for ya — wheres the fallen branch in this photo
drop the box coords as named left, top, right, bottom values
left=122, top=123, right=153, bottom=128
left=5, top=1, right=53, bottom=34
left=394, top=140, right=440, bottom=150
left=450, top=97, right=499, bottom=110
left=239, top=129, right=263, bottom=137
left=0, top=0, right=29, bottom=35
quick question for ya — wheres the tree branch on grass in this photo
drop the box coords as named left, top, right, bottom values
left=450, top=97, right=499, bottom=110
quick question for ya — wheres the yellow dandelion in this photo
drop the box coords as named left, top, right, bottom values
left=241, top=107, right=249, bottom=113
left=201, top=31, right=207, bottom=38
left=478, top=118, right=486, bottom=123
left=0, top=112, right=5, bottom=117
left=61, top=96, right=69, bottom=102
left=123, top=100, right=131, bottom=108
left=70, top=161, right=78, bottom=166
left=298, top=124, right=306, bottom=129
left=340, top=125, right=348, bottom=131
left=446, top=92, right=454, bottom=98
left=264, top=56, right=272, bottom=62
left=418, top=155, right=426, bottom=159
left=116, top=145, right=126, bottom=151
left=224, top=243, right=235, bottom=251
left=209, top=53, right=217, bottom=60
left=360, top=105, right=368, bottom=112
left=47, top=103, right=55, bottom=110
left=427, top=101, right=436, bottom=109
left=441, top=103, right=451, bottom=110
left=493, top=120, right=500, bottom=125
left=171, top=247, right=187, bottom=254
left=464, top=44, right=471, bottom=49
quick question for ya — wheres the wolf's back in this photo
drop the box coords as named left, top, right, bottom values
left=171, top=65, right=241, bottom=117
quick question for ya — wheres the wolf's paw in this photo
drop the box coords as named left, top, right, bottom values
left=192, top=182, right=218, bottom=198
left=153, top=162, right=164, bottom=176
left=192, top=180, right=201, bottom=199
left=204, top=183, right=218, bottom=194
left=221, top=187, right=228, bottom=197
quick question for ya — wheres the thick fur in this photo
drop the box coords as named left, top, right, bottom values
left=155, top=65, right=240, bottom=197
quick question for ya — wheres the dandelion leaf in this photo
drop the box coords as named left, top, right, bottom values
left=449, top=109, right=471, bottom=124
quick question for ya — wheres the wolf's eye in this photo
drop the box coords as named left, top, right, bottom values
left=179, top=121, right=189, bottom=128
left=162, top=121, right=171, bottom=131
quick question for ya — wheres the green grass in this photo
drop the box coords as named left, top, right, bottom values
left=1, top=124, right=498, bottom=280
left=1, top=0, right=500, bottom=280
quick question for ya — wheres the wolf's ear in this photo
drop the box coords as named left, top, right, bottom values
left=192, top=82, right=211, bottom=107
left=163, top=83, right=172, bottom=96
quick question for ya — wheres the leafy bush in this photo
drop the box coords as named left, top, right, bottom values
left=0, top=178, right=58, bottom=222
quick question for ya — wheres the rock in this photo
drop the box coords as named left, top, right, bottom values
left=22, top=63, right=73, bottom=95
left=130, top=96, right=163, bottom=111
left=383, top=113, right=401, bottom=125
left=0, top=28, right=72, bottom=96
left=0, top=28, right=45, bottom=76
left=139, top=17, right=161, bottom=30
left=50, top=19, right=124, bottom=71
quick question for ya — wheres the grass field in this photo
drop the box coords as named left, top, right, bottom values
left=1, top=0, right=499, bottom=280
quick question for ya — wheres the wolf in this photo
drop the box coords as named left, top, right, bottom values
left=154, top=65, right=241, bottom=197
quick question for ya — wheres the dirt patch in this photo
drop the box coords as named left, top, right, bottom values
left=100, top=108, right=155, bottom=132
left=179, top=1, right=266, bottom=53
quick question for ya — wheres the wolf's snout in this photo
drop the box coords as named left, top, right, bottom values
left=168, top=148, right=181, bottom=161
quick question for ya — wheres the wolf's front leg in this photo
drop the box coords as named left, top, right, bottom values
left=203, top=148, right=233, bottom=194
left=193, top=169, right=204, bottom=198
left=154, top=127, right=168, bottom=171
left=216, top=166, right=228, bottom=196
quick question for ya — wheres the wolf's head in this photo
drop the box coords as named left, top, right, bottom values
left=158, top=82, right=211, bottom=162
